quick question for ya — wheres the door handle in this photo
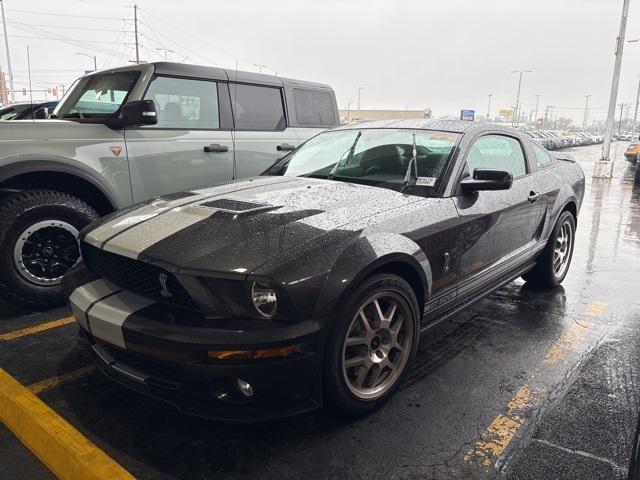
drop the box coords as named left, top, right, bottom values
left=277, top=143, right=296, bottom=152
left=528, top=191, right=542, bottom=203
left=204, top=144, right=229, bottom=153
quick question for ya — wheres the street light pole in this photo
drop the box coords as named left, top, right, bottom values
left=583, top=94, right=591, bottom=130
left=0, top=0, right=15, bottom=103
left=633, top=75, right=640, bottom=131
left=534, top=94, right=541, bottom=128
left=595, top=0, right=630, bottom=178
left=76, top=52, right=97, bottom=71
left=512, top=69, right=532, bottom=127
left=133, top=4, right=140, bottom=64
left=355, top=86, right=364, bottom=110
left=486, top=93, right=492, bottom=120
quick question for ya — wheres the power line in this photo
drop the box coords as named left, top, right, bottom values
left=6, top=9, right=124, bottom=20
left=7, top=34, right=118, bottom=44
left=7, top=21, right=124, bottom=32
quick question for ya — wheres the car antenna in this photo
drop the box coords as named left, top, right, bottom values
left=328, top=130, right=361, bottom=180
left=401, top=132, right=418, bottom=193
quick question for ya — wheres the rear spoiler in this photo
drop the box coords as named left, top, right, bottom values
left=552, top=152, right=576, bottom=163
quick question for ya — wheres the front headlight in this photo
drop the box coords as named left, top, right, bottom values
left=251, top=282, right=277, bottom=318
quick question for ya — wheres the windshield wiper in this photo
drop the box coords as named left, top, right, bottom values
left=328, top=131, right=361, bottom=180
left=400, top=133, right=418, bottom=193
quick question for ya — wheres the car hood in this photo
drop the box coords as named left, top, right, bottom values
left=85, top=176, right=422, bottom=275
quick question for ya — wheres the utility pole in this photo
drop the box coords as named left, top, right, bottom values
left=544, top=105, right=553, bottom=129
left=618, top=103, right=625, bottom=133
left=0, top=0, right=14, bottom=103
left=534, top=94, right=541, bottom=128
left=156, top=48, right=174, bottom=61
left=583, top=95, right=591, bottom=130
left=512, top=69, right=532, bottom=127
left=634, top=75, right=640, bottom=131
left=595, top=0, right=630, bottom=178
left=355, top=86, right=364, bottom=110
left=133, top=4, right=140, bottom=64
left=486, top=93, right=492, bottom=121
left=26, top=45, right=32, bottom=106
left=252, top=64, right=269, bottom=73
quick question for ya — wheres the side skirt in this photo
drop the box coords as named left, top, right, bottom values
left=418, top=260, right=537, bottom=336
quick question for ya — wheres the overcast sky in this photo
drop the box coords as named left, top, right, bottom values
left=3, top=0, right=640, bottom=123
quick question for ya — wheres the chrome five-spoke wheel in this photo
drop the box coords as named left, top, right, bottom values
left=341, top=292, right=414, bottom=400
left=553, top=219, right=573, bottom=278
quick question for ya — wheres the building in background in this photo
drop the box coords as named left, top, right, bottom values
left=339, top=108, right=432, bottom=124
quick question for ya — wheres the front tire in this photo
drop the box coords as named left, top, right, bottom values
left=522, top=210, right=576, bottom=289
left=0, top=190, right=98, bottom=309
left=324, top=274, right=420, bottom=416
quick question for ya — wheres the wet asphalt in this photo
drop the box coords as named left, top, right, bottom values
left=1, top=142, right=639, bottom=480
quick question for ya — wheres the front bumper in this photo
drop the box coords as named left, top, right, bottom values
left=65, top=267, right=325, bottom=421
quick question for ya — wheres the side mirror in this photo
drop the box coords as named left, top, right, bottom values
left=461, top=168, right=513, bottom=193
left=121, top=100, right=157, bottom=126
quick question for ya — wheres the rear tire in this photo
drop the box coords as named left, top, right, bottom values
left=0, top=190, right=98, bottom=309
left=522, top=210, right=575, bottom=289
left=323, top=274, right=420, bottom=416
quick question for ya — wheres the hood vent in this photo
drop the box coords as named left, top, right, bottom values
left=198, top=198, right=273, bottom=214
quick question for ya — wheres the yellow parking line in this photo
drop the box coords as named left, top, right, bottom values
left=542, top=320, right=594, bottom=365
left=465, top=301, right=608, bottom=466
left=28, top=365, right=96, bottom=395
left=0, top=368, right=134, bottom=480
left=0, top=316, right=75, bottom=341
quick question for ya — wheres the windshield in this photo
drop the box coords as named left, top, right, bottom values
left=264, top=128, right=460, bottom=194
left=53, top=71, right=140, bottom=119
left=0, top=104, right=33, bottom=120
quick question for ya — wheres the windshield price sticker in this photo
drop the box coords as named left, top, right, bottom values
left=416, top=177, right=437, bottom=186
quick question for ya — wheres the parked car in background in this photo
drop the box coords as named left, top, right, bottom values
left=0, top=101, right=58, bottom=120
left=63, top=120, right=585, bottom=420
left=625, top=141, right=640, bottom=163
left=0, top=62, right=339, bottom=307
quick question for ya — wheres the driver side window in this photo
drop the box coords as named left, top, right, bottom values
left=466, top=135, right=527, bottom=178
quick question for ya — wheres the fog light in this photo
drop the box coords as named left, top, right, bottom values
left=237, top=378, right=254, bottom=397
left=251, top=282, right=277, bottom=318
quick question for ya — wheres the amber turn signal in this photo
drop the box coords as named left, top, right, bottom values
left=208, top=345, right=297, bottom=360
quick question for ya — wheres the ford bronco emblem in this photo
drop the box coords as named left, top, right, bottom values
left=158, top=273, right=173, bottom=298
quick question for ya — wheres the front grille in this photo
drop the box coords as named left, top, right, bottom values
left=82, top=243, right=200, bottom=313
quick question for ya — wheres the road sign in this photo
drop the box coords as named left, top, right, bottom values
left=460, top=109, right=475, bottom=121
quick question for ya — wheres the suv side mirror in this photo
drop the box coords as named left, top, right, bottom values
left=461, top=168, right=513, bottom=193
left=121, top=100, right=157, bottom=126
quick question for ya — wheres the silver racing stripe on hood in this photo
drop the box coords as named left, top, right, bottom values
left=84, top=177, right=297, bottom=249
left=101, top=206, right=217, bottom=260
left=87, top=290, right=156, bottom=349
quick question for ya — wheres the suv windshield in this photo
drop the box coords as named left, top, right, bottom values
left=264, top=128, right=460, bottom=194
left=53, top=70, right=140, bottom=119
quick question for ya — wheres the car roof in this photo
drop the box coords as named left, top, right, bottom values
left=85, top=61, right=333, bottom=90
left=330, top=119, right=524, bottom=135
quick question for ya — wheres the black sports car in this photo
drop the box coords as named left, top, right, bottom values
left=63, top=120, right=585, bottom=420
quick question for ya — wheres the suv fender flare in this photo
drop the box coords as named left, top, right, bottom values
left=0, top=159, right=120, bottom=210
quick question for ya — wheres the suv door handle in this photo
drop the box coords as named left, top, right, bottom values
left=277, top=143, right=296, bottom=152
left=528, top=191, right=542, bottom=203
left=204, top=144, right=228, bottom=153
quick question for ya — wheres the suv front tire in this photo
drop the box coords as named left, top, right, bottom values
left=0, top=189, right=98, bottom=309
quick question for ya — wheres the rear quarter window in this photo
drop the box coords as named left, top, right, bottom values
left=532, top=142, right=553, bottom=169
left=293, top=88, right=336, bottom=126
